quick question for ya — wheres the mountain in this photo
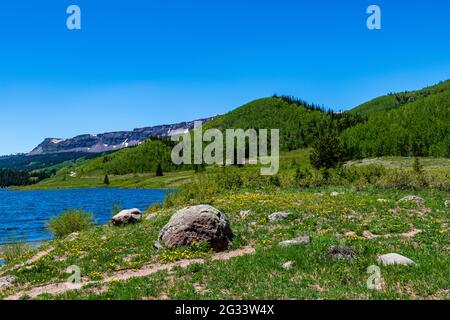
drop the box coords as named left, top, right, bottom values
left=28, top=117, right=217, bottom=156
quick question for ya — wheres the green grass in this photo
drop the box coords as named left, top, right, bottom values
left=17, top=170, right=195, bottom=190
left=1, top=185, right=448, bottom=300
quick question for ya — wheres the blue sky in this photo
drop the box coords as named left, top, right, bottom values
left=0, top=0, right=449, bottom=155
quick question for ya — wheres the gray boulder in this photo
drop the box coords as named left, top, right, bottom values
left=268, top=211, right=291, bottom=222
left=279, top=236, right=310, bottom=247
left=158, top=205, right=233, bottom=251
left=377, top=253, right=416, bottom=266
left=111, top=208, right=142, bottom=225
left=328, top=246, right=356, bottom=261
left=445, top=200, right=450, bottom=208
left=399, top=195, right=425, bottom=205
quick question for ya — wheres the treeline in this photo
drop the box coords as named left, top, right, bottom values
left=0, top=168, right=55, bottom=187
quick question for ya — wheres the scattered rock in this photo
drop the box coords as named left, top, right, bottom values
left=268, top=211, right=291, bottom=222
left=279, top=236, right=310, bottom=247
left=330, top=192, right=340, bottom=197
left=66, top=232, right=79, bottom=241
left=240, top=210, right=250, bottom=219
left=282, top=261, right=294, bottom=270
left=377, top=253, right=416, bottom=266
left=327, top=246, right=356, bottom=261
left=101, top=236, right=107, bottom=241
left=145, top=214, right=159, bottom=221
left=377, top=199, right=388, bottom=203
left=445, top=200, right=450, bottom=208
left=153, top=241, right=163, bottom=250
left=0, top=275, right=16, bottom=289
left=399, top=195, right=425, bottom=205
left=158, top=205, right=233, bottom=251
left=111, top=208, right=142, bottom=226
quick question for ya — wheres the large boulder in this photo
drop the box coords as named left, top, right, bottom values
left=111, top=208, right=142, bottom=226
left=158, top=205, right=233, bottom=251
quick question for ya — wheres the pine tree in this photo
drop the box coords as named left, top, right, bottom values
left=103, top=175, right=110, bottom=185
left=155, top=163, right=164, bottom=177
left=310, top=132, right=345, bottom=170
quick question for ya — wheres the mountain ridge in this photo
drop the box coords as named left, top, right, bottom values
left=28, top=117, right=217, bottom=156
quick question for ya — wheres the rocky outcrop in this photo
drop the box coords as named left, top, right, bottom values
left=158, top=205, right=233, bottom=251
left=111, top=208, right=142, bottom=226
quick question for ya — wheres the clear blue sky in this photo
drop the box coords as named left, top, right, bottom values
left=0, top=0, right=449, bottom=155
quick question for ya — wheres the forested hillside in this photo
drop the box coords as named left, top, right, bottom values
left=350, top=80, right=450, bottom=115
left=342, top=81, right=450, bottom=158
left=72, top=138, right=191, bottom=176
left=206, top=96, right=365, bottom=151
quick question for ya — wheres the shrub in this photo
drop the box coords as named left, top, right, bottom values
left=47, top=209, right=95, bottom=238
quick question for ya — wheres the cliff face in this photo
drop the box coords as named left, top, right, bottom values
left=28, top=117, right=216, bottom=155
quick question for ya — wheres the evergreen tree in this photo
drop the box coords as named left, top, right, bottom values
left=103, top=175, right=110, bottom=185
left=155, top=163, right=164, bottom=177
left=310, top=132, right=345, bottom=169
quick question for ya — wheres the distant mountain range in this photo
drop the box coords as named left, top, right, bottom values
left=28, top=117, right=217, bottom=156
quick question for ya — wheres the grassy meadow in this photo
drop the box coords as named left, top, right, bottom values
left=1, top=151, right=449, bottom=300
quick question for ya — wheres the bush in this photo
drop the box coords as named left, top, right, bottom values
left=47, top=209, right=95, bottom=238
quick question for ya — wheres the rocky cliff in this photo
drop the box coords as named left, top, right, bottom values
left=29, top=117, right=216, bottom=155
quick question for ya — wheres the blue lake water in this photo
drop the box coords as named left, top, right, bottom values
left=0, top=188, right=171, bottom=245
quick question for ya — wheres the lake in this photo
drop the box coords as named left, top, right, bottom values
left=0, top=188, right=171, bottom=245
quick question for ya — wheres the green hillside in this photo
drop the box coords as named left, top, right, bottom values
left=206, top=96, right=365, bottom=151
left=350, top=79, right=450, bottom=115
left=342, top=81, right=450, bottom=158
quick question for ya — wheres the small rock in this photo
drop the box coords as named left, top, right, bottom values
left=377, top=253, right=416, bottom=266
left=66, top=232, right=79, bottom=241
left=0, top=275, right=16, bottom=288
left=282, top=261, right=294, bottom=270
left=445, top=200, right=450, bottom=208
left=330, top=192, right=340, bottom=197
left=240, top=210, right=250, bottom=219
left=101, top=236, right=107, bottom=241
left=268, top=211, right=291, bottom=222
left=111, top=208, right=142, bottom=225
left=399, top=195, right=425, bottom=205
left=377, top=199, right=388, bottom=203
left=279, top=236, right=310, bottom=247
left=328, top=246, right=356, bottom=261
left=153, top=241, right=163, bottom=250
left=145, top=214, right=159, bottom=221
